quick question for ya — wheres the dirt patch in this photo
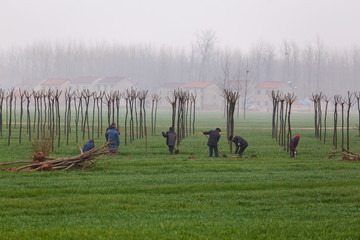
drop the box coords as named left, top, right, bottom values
left=251, top=154, right=258, bottom=158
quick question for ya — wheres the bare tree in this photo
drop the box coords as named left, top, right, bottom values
left=332, top=95, right=340, bottom=149
left=7, top=89, right=14, bottom=146
left=286, top=93, right=297, bottom=153
left=0, top=89, right=4, bottom=136
left=196, top=29, right=217, bottom=82
left=151, top=93, right=161, bottom=134
left=355, top=92, right=360, bottom=136
left=323, top=95, right=332, bottom=144
left=345, top=92, right=354, bottom=151
left=222, top=89, right=239, bottom=152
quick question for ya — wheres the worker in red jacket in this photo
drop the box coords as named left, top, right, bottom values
left=290, top=135, right=300, bottom=158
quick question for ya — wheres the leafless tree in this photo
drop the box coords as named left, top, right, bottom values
left=151, top=93, right=161, bottom=134
left=0, top=89, right=4, bottom=136
left=268, top=90, right=280, bottom=139
left=240, top=68, right=256, bottom=119
left=323, top=95, right=332, bottom=144
left=310, top=93, right=323, bottom=139
left=7, top=88, right=14, bottom=146
left=166, top=90, right=178, bottom=129
left=196, top=29, right=217, bottom=82
left=355, top=92, right=360, bottom=136
left=286, top=93, right=297, bottom=153
left=25, top=90, right=32, bottom=142
left=222, top=89, right=239, bottom=153
left=345, top=92, right=354, bottom=151
left=190, top=93, right=197, bottom=135
left=332, top=95, right=341, bottom=149
left=18, top=89, right=26, bottom=143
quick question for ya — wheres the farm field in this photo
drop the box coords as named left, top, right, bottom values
left=1, top=111, right=360, bottom=239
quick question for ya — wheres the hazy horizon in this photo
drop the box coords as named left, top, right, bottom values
left=1, top=0, right=360, bottom=51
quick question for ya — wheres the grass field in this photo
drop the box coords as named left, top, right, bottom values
left=1, top=111, right=360, bottom=239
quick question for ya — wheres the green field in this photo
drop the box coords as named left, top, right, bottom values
left=1, top=111, right=360, bottom=239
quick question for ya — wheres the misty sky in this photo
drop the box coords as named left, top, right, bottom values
left=1, top=0, right=359, bottom=50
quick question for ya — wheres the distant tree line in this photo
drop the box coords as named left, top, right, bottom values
left=0, top=32, right=359, bottom=98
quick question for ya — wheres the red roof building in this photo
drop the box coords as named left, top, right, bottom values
left=254, top=81, right=294, bottom=111
left=69, top=76, right=101, bottom=91
left=95, top=77, right=135, bottom=92
left=39, top=78, right=70, bottom=91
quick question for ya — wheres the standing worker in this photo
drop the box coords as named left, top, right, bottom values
left=203, top=128, right=221, bottom=157
left=162, top=127, right=176, bottom=154
left=290, top=135, right=300, bottom=158
left=229, top=135, right=248, bottom=158
left=106, top=122, right=120, bottom=153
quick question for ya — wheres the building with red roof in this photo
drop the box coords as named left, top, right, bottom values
left=39, top=78, right=70, bottom=91
left=183, top=81, right=220, bottom=110
left=69, top=76, right=101, bottom=91
left=95, top=76, right=135, bottom=92
left=254, top=81, right=294, bottom=111
left=157, top=82, right=185, bottom=107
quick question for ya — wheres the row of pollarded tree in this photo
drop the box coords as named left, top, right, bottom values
left=310, top=91, right=360, bottom=151
left=0, top=88, right=162, bottom=151
left=166, top=89, right=197, bottom=147
left=268, top=90, right=297, bottom=155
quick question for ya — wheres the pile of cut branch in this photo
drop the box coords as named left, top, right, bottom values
left=329, top=149, right=360, bottom=161
left=1, top=142, right=110, bottom=172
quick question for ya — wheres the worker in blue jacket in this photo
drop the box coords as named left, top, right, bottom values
left=106, top=122, right=120, bottom=153
left=82, top=139, right=95, bottom=153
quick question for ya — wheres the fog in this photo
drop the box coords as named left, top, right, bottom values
left=1, top=0, right=360, bottom=97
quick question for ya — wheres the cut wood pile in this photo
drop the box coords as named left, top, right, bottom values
left=329, top=149, right=360, bottom=161
left=1, top=142, right=110, bottom=172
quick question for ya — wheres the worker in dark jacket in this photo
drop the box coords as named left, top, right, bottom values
left=203, top=128, right=221, bottom=157
left=229, top=135, right=248, bottom=158
left=162, top=127, right=177, bottom=154
left=105, top=122, right=120, bottom=139
left=106, top=123, right=120, bottom=153
left=290, top=135, right=300, bottom=158
left=82, top=139, right=95, bottom=153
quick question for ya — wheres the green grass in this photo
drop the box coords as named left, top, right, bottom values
left=1, top=111, right=360, bottom=239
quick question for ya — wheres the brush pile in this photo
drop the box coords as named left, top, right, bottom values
left=1, top=142, right=110, bottom=172
left=329, top=149, right=360, bottom=161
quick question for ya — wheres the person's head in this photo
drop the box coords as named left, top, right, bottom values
left=295, top=135, right=300, bottom=140
left=89, top=139, right=94, bottom=144
left=169, top=127, right=174, bottom=131
left=216, top=128, right=221, bottom=132
left=228, top=135, right=233, bottom=141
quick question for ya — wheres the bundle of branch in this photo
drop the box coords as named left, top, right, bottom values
left=328, top=149, right=360, bottom=161
left=1, top=142, right=111, bottom=172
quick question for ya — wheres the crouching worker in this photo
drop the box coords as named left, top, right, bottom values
left=203, top=128, right=221, bottom=157
left=162, top=127, right=176, bottom=154
left=290, top=135, right=300, bottom=158
left=229, top=135, right=248, bottom=158
left=82, top=139, right=95, bottom=153
left=106, top=123, right=120, bottom=153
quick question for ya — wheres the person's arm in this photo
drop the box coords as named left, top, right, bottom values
left=235, top=145, right=240, bottom=154
left=203, top=131, right=210, bottom=135
left=162, top=131, right=167, bottom=137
